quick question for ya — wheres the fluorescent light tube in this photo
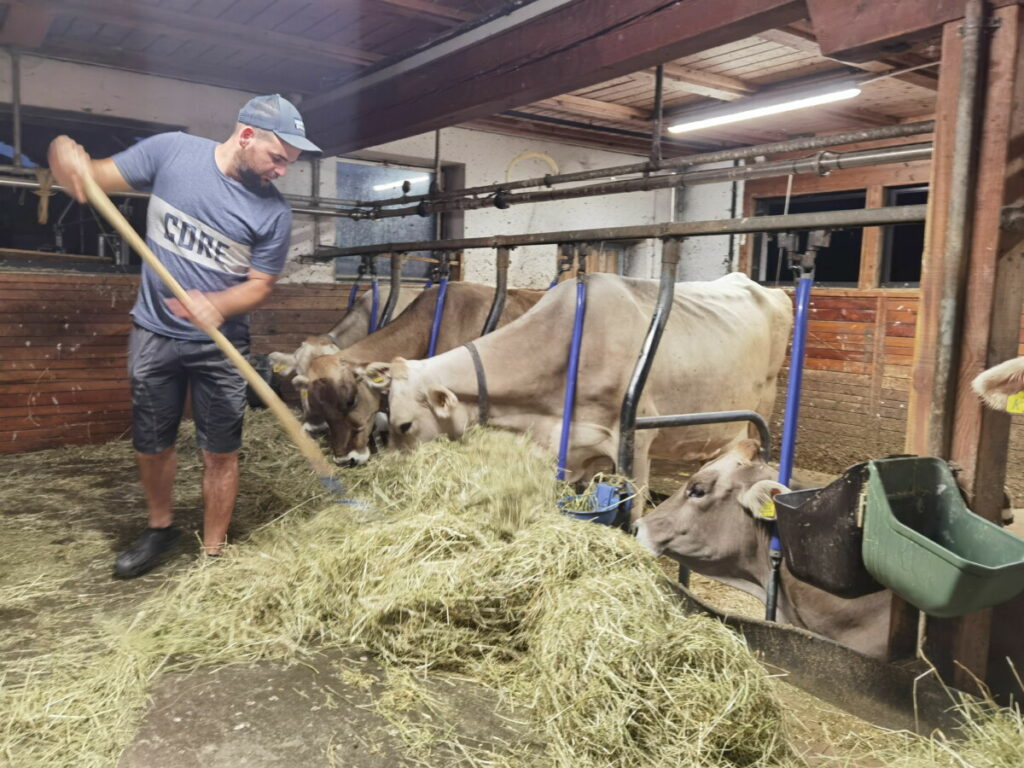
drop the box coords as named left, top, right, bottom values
left=372, top=175, right=429, bottom=192
left=667, top=87, right=862, bottom=134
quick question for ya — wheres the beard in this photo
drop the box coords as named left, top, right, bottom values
left=236, top=150, right=269, bottom=190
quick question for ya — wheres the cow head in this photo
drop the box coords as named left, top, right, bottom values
left=362, top=358, right=468, bottom=450
left=293, top=354, right=382, bottom=466
left=635, top=440, right=788, bottom=591
left=268, top=335, right=341, bottom=434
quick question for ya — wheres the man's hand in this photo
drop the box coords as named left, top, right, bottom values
left=165, top=290, right=225, bottom=332
left=47, top=136, right=93, bottom=203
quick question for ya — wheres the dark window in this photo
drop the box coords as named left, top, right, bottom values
left=752, top=189, right=866, bottom=286
left=881, top=184, right=928, bottom=286
left=0, top=106, right=180, bottom=272
left=334, top=161, right=439, bottom=282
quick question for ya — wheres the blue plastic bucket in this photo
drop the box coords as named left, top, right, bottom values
left=558, top=482, right=626, bottom=526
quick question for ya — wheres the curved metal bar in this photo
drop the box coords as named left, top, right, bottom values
left=427, top=278, right=449, bottom=358
left=482, top=246, right=510, bottom=335
left=616, top=238, right=681, bottom=480
left=634, top=410, right=772, bottom=463
left=379, top=252, right=404, bottom=326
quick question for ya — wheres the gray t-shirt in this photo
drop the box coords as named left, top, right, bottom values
left=113, top=132, right=291, bottom=342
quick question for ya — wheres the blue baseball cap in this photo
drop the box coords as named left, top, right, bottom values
left=238, top=94, right=321, bottom=153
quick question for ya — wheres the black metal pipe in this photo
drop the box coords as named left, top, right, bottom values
left=11, top=50, right=22, bottom=168
left=380, top=252, right=404, bottom=326
left=930, top=0, right=986, bottom=457
left=635, top=410, right=771, bottom=462
left=650, top=64, right=664, bottom=168
left=361, top=120, right=935, bottom=208
left=371, top=143, right=932, bottom=217
left=315, top=204, right=928, bottom=257
left=617, top=238, right=681, bottom=481
left=482, top=246, right=510, bottom=335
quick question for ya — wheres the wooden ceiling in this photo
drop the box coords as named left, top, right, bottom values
left=0, top=0, right=940, bottom=157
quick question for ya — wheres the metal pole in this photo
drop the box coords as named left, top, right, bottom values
left=11, top=50, right=22, bottom=168
left=371, top=143, right=932, bottom=217
left=310, top=157, right=321, bottom=256
left=361, top=120, right=935, bottom=208
left=482, top=246, right=510, bottom=335
left=315, top=204, right=929, bottom=257
left=635, top=410, right=771, bottom=462
left=650, top=64, right=664, bottom=168
left=380, top=252, right=404, bottom=326
left=930, top=0, right=986, bottom=457
left=617, top=238, right=681, bottom=481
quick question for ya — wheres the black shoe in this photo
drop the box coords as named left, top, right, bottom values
left=114, top=526, right=182, bottom=578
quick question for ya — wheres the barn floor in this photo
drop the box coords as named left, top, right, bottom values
left=0, top=429, right=903, bottom=767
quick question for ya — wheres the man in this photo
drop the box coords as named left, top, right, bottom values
left=47, top=94, right=320, bottom=577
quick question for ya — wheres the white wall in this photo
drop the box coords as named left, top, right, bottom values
left=674, top=160, right=744, bottom=281
left=2, top=52, right=674, bottom=288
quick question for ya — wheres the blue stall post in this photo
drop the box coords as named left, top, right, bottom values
left=557, top=245, right=585, bottom=481
left=426, top=252, right=452, bottom=358
left=368, top=255, right=381, bottom=333
left=766, top=230, right=830, bottom=622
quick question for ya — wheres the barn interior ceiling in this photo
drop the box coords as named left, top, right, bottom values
left=0, top=0, right=942, bottom=158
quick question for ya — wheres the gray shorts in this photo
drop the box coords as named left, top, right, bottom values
left=127, top=325, right=249, bottom=454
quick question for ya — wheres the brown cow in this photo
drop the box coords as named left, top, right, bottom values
left=296, top=282, right=544, bottom=465
left=267, top=285, right=416, bottom=434
left=635, top=439, right=891, bottom=657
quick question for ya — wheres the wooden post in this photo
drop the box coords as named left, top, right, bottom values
left=858, top=185, right=885, bottom=289
left=902, top=3, right=1024, bottom=691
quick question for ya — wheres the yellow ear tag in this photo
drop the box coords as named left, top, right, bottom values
left=371, top=374, right=386, bottom=384
left=1007, top=391, right=1024, bottom=414
left=759, top=498, right=777, bottom=520
left=271, top=363, right=288, bottom=374
left=299, top=390, right=309, bottom=405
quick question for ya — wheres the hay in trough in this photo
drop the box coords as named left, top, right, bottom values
left=15, top=413, right=1016, bottom=767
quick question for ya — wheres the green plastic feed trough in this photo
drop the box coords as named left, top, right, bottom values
left=862, top=457, right=1024, bottom=618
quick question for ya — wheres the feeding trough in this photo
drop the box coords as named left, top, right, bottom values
left=861, top=456, right=1024, bottom=618
left=773, top=461, right=884, bottom=599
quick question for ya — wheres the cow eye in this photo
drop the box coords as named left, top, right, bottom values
left=686, top=484, right=706, bottom=499
left=346, top=393, right=357, bottom=410
left=399, top=422, right=412, bottom=434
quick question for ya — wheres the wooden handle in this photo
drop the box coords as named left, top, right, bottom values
left=82, top=175, right=338, bottom=483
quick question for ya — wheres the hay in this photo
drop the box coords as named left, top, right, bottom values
left=4, top=411, right=1020, bottom=768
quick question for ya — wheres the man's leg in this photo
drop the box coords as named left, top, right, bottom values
left=117, top=326, right=187, bottom=578
left=137, top=446, right=177, bottom=529
left=188, top=336, right=249, bottom=557
left=201, top=449, right=239, bottom=555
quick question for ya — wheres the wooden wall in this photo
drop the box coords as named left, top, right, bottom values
left=0, top=271, right=353, bottom=455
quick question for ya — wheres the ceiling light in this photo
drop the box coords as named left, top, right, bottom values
left=667, top=85, right=862, bottom=135
left=372, top=175, right=429, bottom=192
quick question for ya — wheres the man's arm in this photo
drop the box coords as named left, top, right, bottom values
left=47, top=136, right=133, bottom=203
left=165, top=268, right=279, bottom=332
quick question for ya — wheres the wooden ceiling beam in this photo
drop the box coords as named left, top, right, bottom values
left=303, top=0, right=806, bottom=154
left=761, top=24, right=939, bottom=91
left=40, top=36, right=318, bottom=98
left=372, top=0, right=475, bottom=25
left=658, top=64, right=756, bottom=101
left=27, top=0, right=381, bottom=67
left=0, top=3, right=54, bottom=48
left=535, top=93, right=650, bottom=123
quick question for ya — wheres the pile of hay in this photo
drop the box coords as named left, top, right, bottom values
left=2, top=414, right=794, bottom=767
left=3, top=412, right=1022, bottom=767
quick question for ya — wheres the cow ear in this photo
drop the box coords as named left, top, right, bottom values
left=268, top=351, right=296, bottom=376
left=292, top=374, right=310, bottom=389
left=427, top=386, right=459, bottom=418
left=739, top=480, right=790, bottom=520
left=360, top=363, right=392, bottom=390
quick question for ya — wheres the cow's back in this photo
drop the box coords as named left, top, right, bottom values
left=579, top=272, right=793, bottom=460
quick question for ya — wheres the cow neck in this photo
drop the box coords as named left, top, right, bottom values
left=340, top=293, right=434, bottom=364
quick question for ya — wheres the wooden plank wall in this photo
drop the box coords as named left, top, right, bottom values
left=0, top=271, right=354, bottom=455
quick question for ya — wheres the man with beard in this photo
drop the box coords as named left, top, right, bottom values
left=47, top=94, right=319, bottom=577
